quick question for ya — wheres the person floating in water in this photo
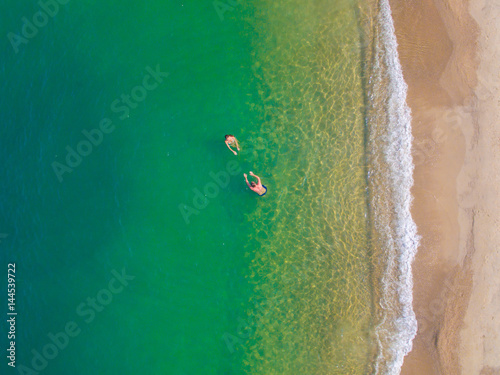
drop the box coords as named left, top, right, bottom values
left=244, top=171, right=267, bottom=196
left=225, top=134, right=240, bottom=155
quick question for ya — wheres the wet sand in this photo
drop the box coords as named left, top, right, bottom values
left=389, top=0, right=500, bottom=373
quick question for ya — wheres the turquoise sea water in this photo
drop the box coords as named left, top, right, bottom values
left=1, top=0, right=418, bottom=374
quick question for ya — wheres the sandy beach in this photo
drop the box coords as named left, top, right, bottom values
left=389, top=0, right=500, bottom=373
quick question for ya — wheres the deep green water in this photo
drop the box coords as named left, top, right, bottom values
left=1, top=0, right=377, bottom=374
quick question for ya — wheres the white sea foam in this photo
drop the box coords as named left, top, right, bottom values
left=367, top=0, right=420, bottom=374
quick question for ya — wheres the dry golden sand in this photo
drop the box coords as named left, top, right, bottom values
left=389, top=0, right=500, bottom=373
left=457, top=0, right=500, bottom=373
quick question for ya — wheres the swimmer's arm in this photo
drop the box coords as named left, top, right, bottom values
left=225, top=141, right=237, bottom=155
left=235, top=138, right=240, bottom=150
left=243, top=173, right=252, bottom=188
left=250, top=172, right=261, bottom=185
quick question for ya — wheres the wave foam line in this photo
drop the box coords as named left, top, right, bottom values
left=370, top=0, right=420, bottom=374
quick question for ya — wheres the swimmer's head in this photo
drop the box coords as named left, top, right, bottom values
left=250, top=182, right=256, bottom=187
left=225, top=134, right=234, bottom=140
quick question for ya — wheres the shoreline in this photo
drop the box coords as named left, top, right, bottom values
left=389, top=0, right=500, bottom=373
